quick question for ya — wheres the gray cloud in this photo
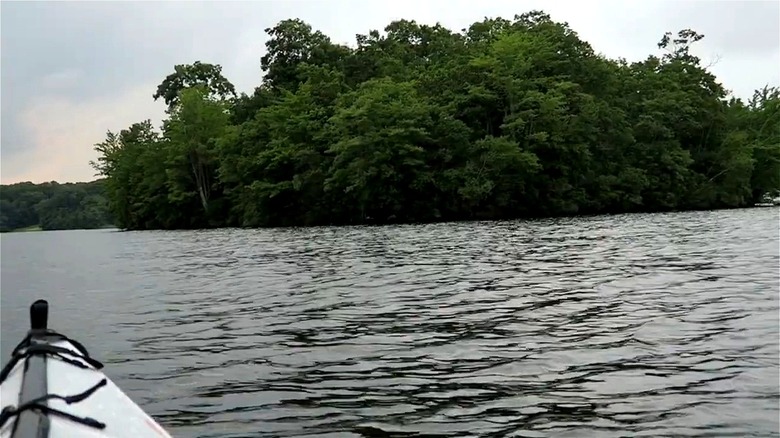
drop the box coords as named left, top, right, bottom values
left=1, top=0, right=778, bottom=183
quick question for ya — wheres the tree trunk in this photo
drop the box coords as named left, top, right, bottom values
left=190, top=153, right=209, bottom=213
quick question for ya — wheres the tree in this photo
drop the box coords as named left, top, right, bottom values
left=261, top=19, right=351, bottom=92
left=85, top=13, right=779, bottom=230
left=153, top=61, right=236, bottom=110
left=163, top=86, right=230, bottom=216
left=0, top=180, right=112, bottom=231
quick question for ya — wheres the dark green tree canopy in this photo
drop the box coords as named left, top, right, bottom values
left=153, top=61, right=236, bottom=110
left=0, top=181, right=112, bottom=232
left=86, top=10, right=779, bottom=230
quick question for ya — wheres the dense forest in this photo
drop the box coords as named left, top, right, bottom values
left=0, top=180, right=113, bottom=232
left=91, top=11, right=780, bottom=230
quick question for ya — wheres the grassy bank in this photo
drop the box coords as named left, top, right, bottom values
left=11, top=225, right=43, bottom=232
left=2, top=224, right=118, bottom=233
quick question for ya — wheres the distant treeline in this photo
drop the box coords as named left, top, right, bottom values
left=0, top=180, right=113, bottom=232
left=89, top=11, right=780, bottom=229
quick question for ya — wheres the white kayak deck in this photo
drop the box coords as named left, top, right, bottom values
left=1, top=339, right=171, bottom=438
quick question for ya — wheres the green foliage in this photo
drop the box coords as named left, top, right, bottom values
left=153, top=61, right=236, bottom=110
left=163, top=86, right=231, bottom=219
left=91, top=12, right=780, bottom=230
left=0, top=181, right=112, bottom=232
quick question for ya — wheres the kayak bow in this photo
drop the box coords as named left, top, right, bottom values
left=0, top=300, right=172, bottom=438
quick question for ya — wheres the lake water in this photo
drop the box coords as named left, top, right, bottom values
left=1, top=208, right=778, bottom=437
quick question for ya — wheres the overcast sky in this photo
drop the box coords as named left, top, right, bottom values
left=1, top=0, right=778, bottom=184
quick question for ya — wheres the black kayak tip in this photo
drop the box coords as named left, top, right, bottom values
left=30, top=299, right=48, bottom=330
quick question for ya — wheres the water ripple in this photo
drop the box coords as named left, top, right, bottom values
left=1, top=208, right=778, bottom=437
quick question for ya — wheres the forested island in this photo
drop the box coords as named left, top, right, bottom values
left=0, top=180, right=113, bottom=232
left=85, top=12, right=779, bottom=229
